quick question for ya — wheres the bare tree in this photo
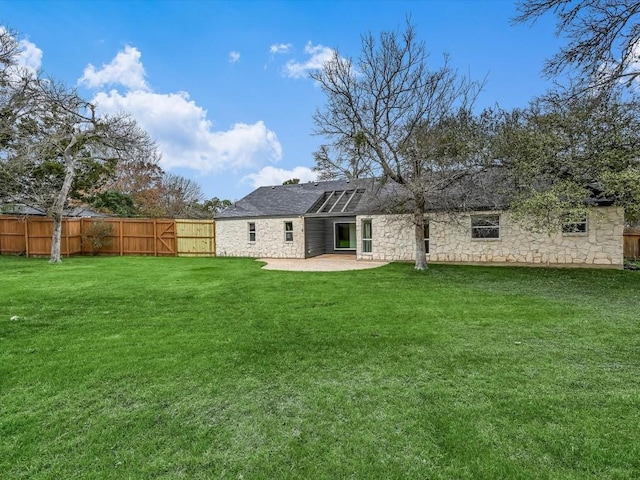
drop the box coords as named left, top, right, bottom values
left=156, top=172, right=204, bottom=218
left=0, top=27, right=19, bottom=74
left=3, top=76, right=156, bottom=262
left=311, top=21, right=487, bottom=270
left=515, top=0, right=640, bottom=90
left=1, top=27, right=158, bottom=261
left=1, top=27, right=28, bottom=177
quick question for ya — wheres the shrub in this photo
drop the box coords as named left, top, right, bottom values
left=82, top=219, right=114, bottom=254
left=624, top=259, right=640, bottom=271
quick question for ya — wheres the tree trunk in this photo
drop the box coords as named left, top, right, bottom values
left=49, top=142, right=78, bottom=263
left=50, top=211, right=63, bottom=263
left=414, top=208, right=428, bottom=270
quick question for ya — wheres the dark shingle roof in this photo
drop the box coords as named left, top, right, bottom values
left=216, top=179, right=379, bottom=218
left=216, top=168, right=618, bottom=220
left=215, top=172, right=513, bottom=220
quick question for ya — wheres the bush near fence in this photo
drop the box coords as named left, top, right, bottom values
left=0, top=216, right=215, bottom=257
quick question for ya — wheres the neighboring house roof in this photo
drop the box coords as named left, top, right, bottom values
left=0, top=204, right=108, bottom=217
left=65, top=206, right=109, bottom=217
left=0, top=204, right=46, bottom=216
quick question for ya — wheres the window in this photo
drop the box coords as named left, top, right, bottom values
left=334, top=222, right=356, bottom=250
left=562, top=214, right=587, bottom=234
left=248, top=222, right=256, bottom=242
left=471, top=215, right=500, bottom=239
left=362, top=219, right=372, bottom=253
left=424, top=220, right=430, bottom=255
left=284, top=221, right=293, bottom=242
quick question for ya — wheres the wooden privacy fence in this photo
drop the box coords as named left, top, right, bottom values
left=624, top=233, right=640, bottom=260
left=0, top=216, right=215, bottom=257
left=176, top=219, right=216, bottom=257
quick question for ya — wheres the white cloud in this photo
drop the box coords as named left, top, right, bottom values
left=242, top=165, right=317, bottom=188
left=625, top=39, right=640, bottom=84
left=79, top=45, right=148, bottom=90
left=79, top=46, right=283, bottom=175
left=270, top=43, right=292, bottom=54
left=229, top=51, right=240, bottom=63
left=284, top=42, right=335, bottom=78
left=0, top=28, right=43, bottom=77
left=16, top=38, right=42, bottom=75
left=91, top=89, right=281, bottom=173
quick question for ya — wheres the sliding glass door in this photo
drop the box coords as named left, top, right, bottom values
left=334, top=222, right=356, bottom=250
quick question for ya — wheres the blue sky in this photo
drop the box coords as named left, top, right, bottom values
left=2, top=0, right=560, bottom=201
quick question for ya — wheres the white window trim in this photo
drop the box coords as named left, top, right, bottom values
left=424, top=219, right=430, bottom=255
left=471, top=214, right=501, bottom=240
left=333, top=221, right=356, bottom=251
left=284, top=221, right=294, bottom=242
left=362, top=219, right=372, bottom=254
left=562, top=215, right=588, bottom=235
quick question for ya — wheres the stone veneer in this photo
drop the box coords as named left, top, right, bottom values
left=216, top=207, right=624, bottom=268
left=356, top=206, right=624, bottom=268
left=216, top=217, right=305, bottom=258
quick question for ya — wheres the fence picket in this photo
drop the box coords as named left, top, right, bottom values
left=0, top=216, right=216, bottom=258
left=624, top=233, right=640, bottom=260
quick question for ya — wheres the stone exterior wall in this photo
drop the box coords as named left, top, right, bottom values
left=215, top=217, right=305, bottom=258
left=356, top=215, right=415, bottom=261
left=356, top=206, right=624, bottom=268
left=216, top=207, right=623, bottom=267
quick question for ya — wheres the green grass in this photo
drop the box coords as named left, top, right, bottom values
left=1, top=256, right=638, bottom=479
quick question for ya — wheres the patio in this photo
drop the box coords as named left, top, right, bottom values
left=258, top=254, right=389, bottom=271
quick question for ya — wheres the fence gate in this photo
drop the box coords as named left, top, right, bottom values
left=176, top=219, right=216, bottom=256
left=155, top=219, right=177, bottom=256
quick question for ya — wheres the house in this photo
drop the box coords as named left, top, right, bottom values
left=215, top=178, right=625, bottom=268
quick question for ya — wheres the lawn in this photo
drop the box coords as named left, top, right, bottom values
left=1, top=256, right=638, bottom=479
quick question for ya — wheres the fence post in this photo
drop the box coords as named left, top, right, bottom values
left=24, top=218, right=30, bottom=257
left=64, top=219, right=68, bottom=257
left=117, top=219, right=122, bottom=256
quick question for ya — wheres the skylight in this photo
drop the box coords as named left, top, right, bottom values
left=308, top=189, right=365, bottom=214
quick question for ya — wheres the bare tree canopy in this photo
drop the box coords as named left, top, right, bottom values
left=0, top=27, right=28, bottom=164
left=156, top=172, right=204, bottom=218
left=515, top=0, right=640, bottom=89
left=311, top=20, right=488, bottom=269
left=0, top=27, right=19, bottom=72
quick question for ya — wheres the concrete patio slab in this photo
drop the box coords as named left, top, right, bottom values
left=258, top=254, right=389, bottom=272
